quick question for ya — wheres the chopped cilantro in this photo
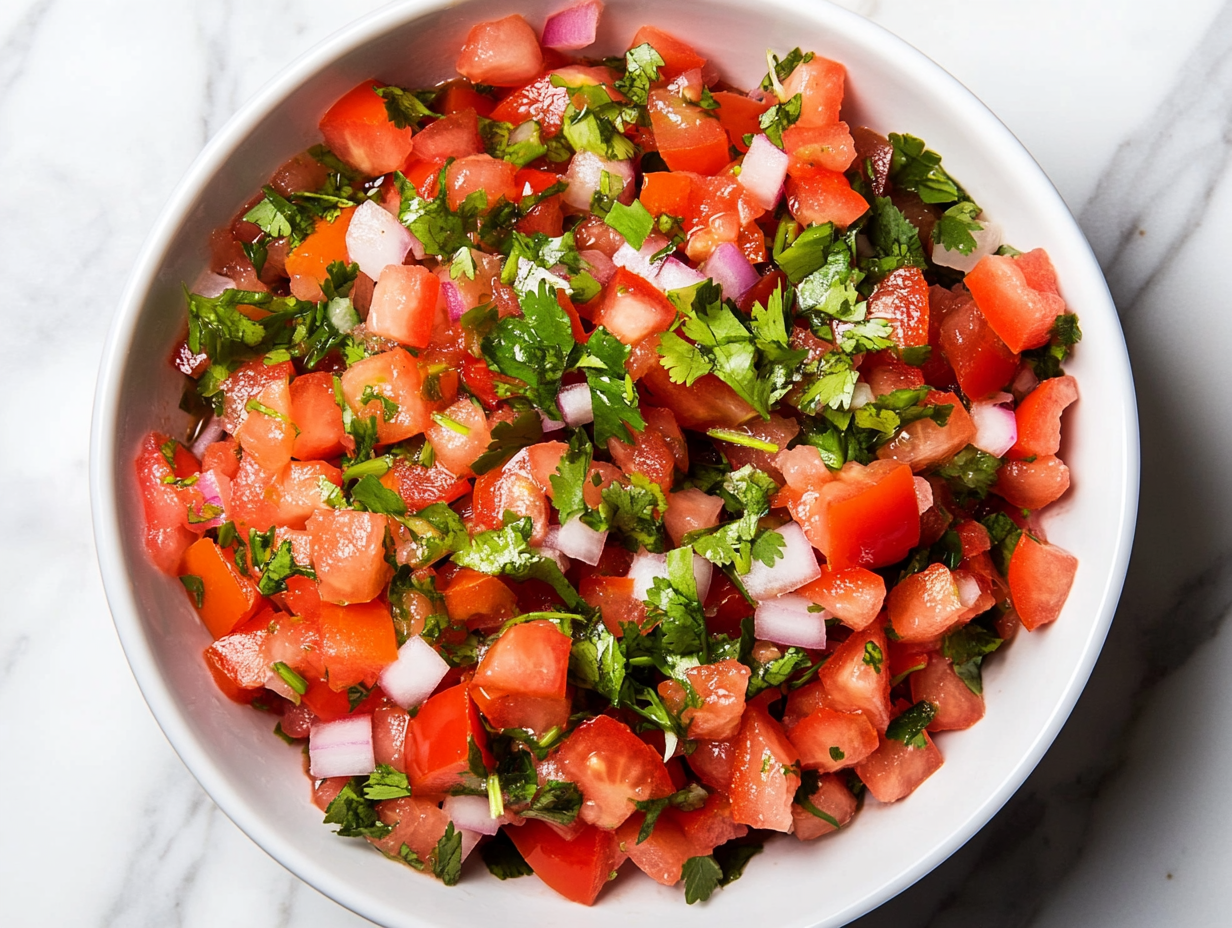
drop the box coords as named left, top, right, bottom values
left=349, top=474, right=408, bottom=516
left=862, top=640, right=884, bottom=673
left=578, top=326, right=646, bottom=446
left=932, top=445, right=1002, bottom=503
left=682, top=855, right=723, bottom=904
left=614, top=43, right=665, bottom=105
left=885, top=700, right=937, bottom=748
left=481, top=830, right=534, bottom=879
left=714, top=841, right=763, bottom=886
left=942, top=623, right=1003, bottom=695
left=323, top=779, right=392, bottom=839
left=364, top=764, right=413, bottom=800
left=256, top=539, right=316, bottom=596
left=271, top=661, right=308, bottom=696
left=179, top=574, right=205, bottom=608
left=758, top=93, right=802, bottom=148
left=471, top=409, right=544, bottom=476
left=479, top=117, right=549, bottom=167
left=933, top=200, right=984, bottom=255
left=604, top=198, right=655, bottom=250
left=888, top=133, right=964, bottom=205
left=522, top=780, right=583, bottom=825
left=373, top=84, right=435, bottom=129
left=481, top=280, right=575, bottom=415
left=432, top=822, right=463, bottom=885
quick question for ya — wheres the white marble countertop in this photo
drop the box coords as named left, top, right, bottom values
left=2, top=0, right=1228, bottom=924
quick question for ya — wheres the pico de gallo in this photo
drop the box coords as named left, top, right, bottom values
left=137, top=2, right=1082, bottom=907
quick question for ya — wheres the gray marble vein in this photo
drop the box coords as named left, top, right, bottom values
left=0, top=0, right=55, bottom=103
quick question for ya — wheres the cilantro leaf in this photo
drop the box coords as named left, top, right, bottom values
left=760, top=48, right=814, bottom=91
left=364, top=764, right=413, bottom=800
left=614, top=43, right=665, bottom=106
left=394, top=168, right=480, bottom=257
left=1023, top=313, right=1083, bottom=380
left=758, top=93, right=802, bottom=148
left=432, top=822, right=463, bottom=886
left=775, top=221, right=837, bottom=283
left=479, top=117, right=549, bottom=167
left=682, top=855, right=723, bottom=904
left=942, top=623, right=1003, bottom=695
left=472, top=410, right=545, bottom=476
left=569, top=614, right=627, bottom=704
left=453, top=516, right=584, bottom=610
left=244, top=186, right=317, bottom=247
left=745, top=643, right=811, bottom=698
left=981, top=511, right=1024, bottom=575
left=864, top=197, right=926, bottom=275
left=933, top=200, right=984, bottom=255
left=481, top=280, right=576, bottom=415
left=888, top=133, right=963, bottom=205
left=399, top=503, right=470, bottom=567
left=604, top=199, right=655, bottom=250
left=599, top=475, right=667, bottom=553
left=714, top=841, right=763, bottom=886
left=522, top=780, right=583, bottom=825
left=885, top=700, right=937, bottom=748
left=373, top=85, right=435, bottom=130
left=179, top=574, right=205, bottom=608
left=645, top=546, right=708, bottom=658
left=687, top=466, right=784, bottom=575
left=481, top=830, right=534, bottom=879
left=323, top=779, right=393, bottom=839
left=931, top=445, right=1002, bottom=504
left=579, top=326, right=646, bottom=446
left=256, top=539, right=317, bottom=596
left=350, top=473, right=408, bottom=515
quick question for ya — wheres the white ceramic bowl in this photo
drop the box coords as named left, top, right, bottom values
left=90, top=1, right=1139, bottom=925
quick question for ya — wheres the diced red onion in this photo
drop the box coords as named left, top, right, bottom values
left=580, top=249, right=616, bottom=285
left=378, top=636, right=450, bottom=710
left=346, top=200, right=414, bottom=281
left=913, top=476, right=934, bottom=515
left=563, top=151, right=636, bottom=210
left=931, top=219, right=1003, bottom=274
left=655, top=257, right=706, bottom=292
left=539, top=411, right=567, bottom=433
left=738, top=134, right=789, bottom=210
left=189, top=469, right=228, bottom=532
left=954, top=570, right=981, bottom=608
left=970, top=396, right=1018, bottom=457
left=612, top=234, right=669, bottom=285
left=742, top=522, right=821, bottom=600
left=628, top=550, right=713, bottom=603
left=309, top=715, right=375, bottom=779
left=541, top=0, right=603, bottom=49
left=459, top=828, right=483, bottom=862
left=558, top=382, right=594, bottom=427
left=193, top=271, right=235, bottom=298
left=754, top=593, right=827, bottom=650
left=701, top=243, right=760, bottom=301
left=189, top=415, right=225, bottom=458
left=553, top=516, right=608, bottom=565
left=444, top=794, right=505, bottom=836
left=849, top=382, right=874, bottom=410
left=441, top=280, right=466, bottom=322
left=1011, top=365, right=1039, bottom=400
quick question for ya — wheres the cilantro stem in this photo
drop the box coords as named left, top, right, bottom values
left=706, top=429, right=780, bottom=453
left=272, top=661, right=308, bottom=696
left=432, top=412, right=472, bottom=436
left=487, top=773, right=505, bottom=820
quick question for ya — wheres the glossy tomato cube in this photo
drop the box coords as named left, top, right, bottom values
left=306, top=509, right=392, bottom=605
left=319, top=83, right=415, bottom=177
left=366, top=264, right=441, bottom=349
left=289, top=372, right=349, bottom=461
left=730, top=703, right=801, bottom=832
left=340, top=349, right=432, bottom=444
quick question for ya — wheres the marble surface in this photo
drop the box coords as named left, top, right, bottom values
left=2, top=0, right=1228, bottom=924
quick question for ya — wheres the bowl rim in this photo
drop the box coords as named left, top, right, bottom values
left=89, top=0, right=1140, bottom=925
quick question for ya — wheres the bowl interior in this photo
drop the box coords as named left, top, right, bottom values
left=91, top=1, right=1137, bottom=926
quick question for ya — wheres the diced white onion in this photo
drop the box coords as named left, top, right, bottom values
left=345, top=199, right=414, bottom=281
left=628, top=550, right=713, bottom=603
left=533, top=536, right=572, bottom=574
left=914, top=476, right=934, bottom=515
left=378, top=636, right=450, bottom=710
left=558, top=382, right=594, bottom=426
left=738, top=133, right=790, bottom=210
left=741, top=522, right=821, bottom=600
left=970, top=398, right=1019, bottom=457
left=849, top=382, right=874, bottom=410
left=931, top=219, right=1003, bottom=274
left=443, top=794, right=504, bottom=836
left=564, top=151, right=635, bottom=210
left=539, top=410, right=567, bottom=433
left=954, top=571, right=982, bottom=608
left=655, top=257, right=706, bottom=292
left=612, top=234, right=669, bottom=286
left=309, top=715, right=375, bottom=779
left=553, top=516, right=608, bottom=566
left=540, top=0, right=604, bottom=50
left=754, top=593, right=828, bottom=650
left=193, top=271, right=235, bottom=298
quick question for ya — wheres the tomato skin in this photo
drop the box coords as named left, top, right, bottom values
left=470, top=458, right=549, bottom=546
left=664, top=488, right=724, bottom=548
left=203, top=608, right=276, bottom=696
left=319, top=84, right=415, bottom=177
left=507, top=819, right=622, bottom=905
left=792, top=772, right=858, bottom=840
left=284, top=206, right=356, bottom=301
left=289, top=372, right=348, bottom=461
left=424, top=398, right=492, bottom=479
left=235, top=378, right=295, bottom=473
left=876, top=390, right=977, bottom=472
left=380, top=459, right=469, bottom=512
left=135, top=432, right=197, bottom=575
left=797, top=565, right=886, bottom=630
left=964, top=250, right=1067, bottom=353
left=405, top=683, right=492, bottom=794
left=867, top=266, right=929, bottom=347
left=794, top=461, right=920, bottom=569
left=782, top=56, right=846, bottom=126
left=887, top=562, right=966, bottom=642
left=489, top=75, right=570, bottom=136
left=366, top=265, right=441, bottom=350
left=1010, top=374, right=1078, bottom=458
left=640, top=361, right=758, bottom=431
left=855, top=731, right=944, bottom=803
left=938, top=293, right=1020, bottom=400
left=580, top=575, right=647, bottom=634
left=436, top=82, right=496, bottom=118
left=730, top=703, right=801, bottom=832
left=714, top=91, right=771, bottom=152
left=455, top=15, right=544, bottom=87
left=595, top=268, right=677, bottom=345
left=607, top=420, right=676, bottom=492
left=783, top=122, right=857, bottom=175
left=819, top=622, right=892, bottom=732
left=446, top=154, right=519, bottom=210
left=440, top=566, right=518, bottom=629
left=221, top=359, right=297, bottom=434
left=409, top=108, right=483, bottom=162
left=911, top=652, right=985, bottom=731
left=658, top=659, right=751, bottom=741
left=178, top=537, right=262, bottom=638
left=785, top=169, right=868, bottom=228
left=318, top=599, right=398, bottom=690
left=1008, top=535, right=1078, bottom=631
left=648, top=89, right=731, bottom=175
left=994, top=455, right=1071, bottom=510
left=639, top=171, right=693, bottom=218
left=368, top=795, right=452, bottom=868
left=472, top=620, right=572, bottom=730
left=787, top=706, right=879, bottom=772
left=555, top=715, right=675, bottom=829
left=306, top=509, right=392, bottom=605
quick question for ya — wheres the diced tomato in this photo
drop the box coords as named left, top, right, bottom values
left=235, top=377, right=295, bottom=472
left=964, top=250, right=1068, bottom=353
left=201, top=439, right=240, bottom=480
left=445, top=154, right=519, bottom=210
left=876, top=390, right=977, bottom=472
left=729, top=703, right=801, bottom=832
left=658, top=659, right=750, bottom=742
left=867, top=267, right=929, bottom=347
left=471, top=458, right=549, bottom=546
left=435, top=81, right=496, bottom=118
left=220, top=359, right=296, bottom=434
left=311, top=775, right=350, bottom=811
left=228, top=455, right=281, bottom=536
left=595, top=268, right=677, bottom=345
left=204, top=608, right=275, bottom=695
left=938, top=292, right=1020, bottom=400
left=787, top=460, right=919, bottom=569
left=373, top=704, right=411, bottom=771
left=796, top=566, right=886, bottom=630
left=340, top=349, right=432, bottom=444
left=686, top=738, right=736, bottom=792
left=994, top=455, right=1071, bottom=510
left=792, top=773, right=857, bottom=840
left=301, top=677, right=353, bottom=722
left=782, top=56, right=846, bottom=126
left=555, top=715, right=675, bottom=829
left=284, top=206, right=356, bottom=300
left=607, top=421, right=676, bottom=492
left=639, top=171, right=693, bottom=218
left=489, top=75, right=571, bottom=136
left=405, top=683, right=492, bottom=794
left=368, top=795, right=452, bottom=869
left=272, top=460, right=342, bottom=529
left=135, top=432, right=197, bottom=575
left=664, top=488, right=724, bottom=547
left=629, top=25, right=706, bottom=79
left=580, top=575, right=646, bottom=634
left=439, top=566, right=518, bottom=629
left=381, top=459, right=469, bottom=512
left=640, top=362, right=757, bottom=430
left=289, top=372, right=349, bottom=460
left=855, top=731, right=944, bottom=803
left=648, top=89, right=731, bottom=176
left=910, top=652, right=985, bottom=731
left=317, top=599, right=397, bottom=690
left=1008, top=534, right=1077, bottom=631
left=424, top=398, right=491, bottom=479
left=507, top=819, right=622, bottom=905
left=701, top=570, right=754, bottom=638
left=306, top=509, right=391, bottom=605
left=455, top=15, right=544, bottom=87
left=410, top=109, right=483, bottom=163
left=785, top=168, right=868, bottom=228
left=472, top=620, right=572, bottom=733
left=615, top=809, right=695, bottom=886
left=714, top=91, right=771, bottom=153
left=319, top=83, right=415, bottom=177
left=684, top=173, right=764, bottom=262
left=1010, top=374, right=1078, bottom=459
left=787, top=706, right=879, bottom=772
left=818, top=622, right=892, bottom=732
left=366, top=265, right=441, bottom=349
left=783, top=122, right=857, bottom=176
left=180, top=537, right=262, bottom=638
left=888, top=563, right=966, bottom=642
left=713, top=413, right=800, bottom=482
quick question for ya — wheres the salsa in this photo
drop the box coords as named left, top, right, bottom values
left=137, top=3, right=1081, bottom=907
